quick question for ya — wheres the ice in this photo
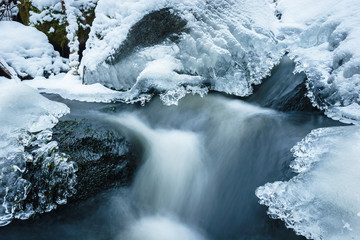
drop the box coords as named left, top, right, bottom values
left=82, top=0, right=284, bottom=105
left=277, top=0, right=360, bottom=124
left=0, top=77, right=77, bottom=226
left=10, top=0, right=360, bottom=122
left=26, top=73, right=121, bottom=103
left=0, top=21, right=68, bottom=78
left=256, top=126, right=360, bottom=240
left=64, top=0, right=81, bottom=74
left=0, top=78, right=69, bottom=132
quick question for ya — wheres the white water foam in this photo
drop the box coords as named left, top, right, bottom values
left=106, top=113, right=207, bottom=213
left=120, top=215, right=205, bottom=240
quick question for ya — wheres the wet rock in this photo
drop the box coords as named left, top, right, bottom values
left=247, top=56, right=317, bottom=112
left=52, top=119, right=140, bottom=201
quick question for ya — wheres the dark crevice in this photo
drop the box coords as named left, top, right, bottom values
left=246, top=56, right=318, bottom=112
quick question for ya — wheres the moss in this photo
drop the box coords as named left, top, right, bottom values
left=17, top=2, right=97, bottom=59
left=78, top=6, right=96, bottom=59
left=35, top=19, right=69, bottom=57
left=16, top=1, right=69, bottom=57
left=78, top=7, right=96, bottom=42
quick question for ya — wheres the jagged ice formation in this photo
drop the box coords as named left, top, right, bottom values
left=81, top=0, right=284, bottom=105
left=256, top=126, right=360, bottom=240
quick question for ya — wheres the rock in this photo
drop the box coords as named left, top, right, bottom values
left=246, top=56, right=317, bottom=112
left=0, top=57, right=17, bottom=79
left=107, top=8, right=188, bottom=65
left=51, top=119, right=140, bottom=201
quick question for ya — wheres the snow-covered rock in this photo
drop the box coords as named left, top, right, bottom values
left=81, top=0, right=284, bottom=105
left=0, top=77, right=76, bottom=226
left=27, top=73, right=121, bottom=102
left=277, top=0, right=360, bottom=124
left=78, top=0, right=360, bottom=121
left=256, top=126, right=360, bottom=240
left=0, top=21, right=68, bottom=78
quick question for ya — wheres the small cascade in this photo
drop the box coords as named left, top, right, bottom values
left=107, top=113, right=206, bottom=214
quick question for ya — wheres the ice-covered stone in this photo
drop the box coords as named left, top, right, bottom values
left=256, top=126, right=360, bottom=240
left=277, top=0, right=360, bottom=124
left=0, top=78, right=76, bottom=226
left=81, top=0, right=284, bottom=105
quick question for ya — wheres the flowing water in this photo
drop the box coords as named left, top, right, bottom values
left=0, top=92, right=340, bottom=240
left=0, top=59, right=341, bottom=239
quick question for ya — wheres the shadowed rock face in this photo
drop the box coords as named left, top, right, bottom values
left=52, top=119, right=140, bottom=201
left=246, top=56, right=317, bottom=112
left=107, top=8, right=188, bottom=64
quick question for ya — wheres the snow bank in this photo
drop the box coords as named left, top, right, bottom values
left=277, top=0, right=360, bottom=124
left=0, top=21, right=68, bottom=78
left=82, top=0, right=284, bottom=105
left=27, top=73, right=121, bottom=102
left=0, top=78, right=69, bottom=132
left=0, top=77, right=76, bottom=226
left=256, top=126, right=360, bottom=240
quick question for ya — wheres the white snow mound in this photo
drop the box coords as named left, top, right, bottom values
left=0, top=21, right=68, bottom=78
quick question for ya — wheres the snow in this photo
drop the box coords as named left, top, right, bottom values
left=2, top=0, right=359, bottom=122
left=277, top=0, right=360, bottom=124
left=82, top=0, right=284, bottom=105
left=0, top=77, right=76, bottom=226
left=0, top=57, right=18, bottom=79
left=26, top=73, right=121, bottom=102
left=27, top=0, right=99, bottom=75
left=30, top=0, right=97, bottom=10
left=22, top=0, right=360, bottom=119
left=0, top=0, right=18, bottom=21
left=30, top=0, right=62, bottom=10
left=256, top=126, right=360, bottom=240
left=0, top=21, right=68, bottom=78
left=64, top=0, right=81, bottom=73
left=0, top=78, right=69, bottom=132
left=81, top=0, right=360, bottom=117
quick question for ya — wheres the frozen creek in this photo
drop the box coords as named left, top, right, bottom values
left=1, top=0, right=360, bottom=238
left=0, top=58, right=343, bottom=240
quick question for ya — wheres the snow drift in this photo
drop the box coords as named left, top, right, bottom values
left=0, top=21, right=68, bottom=79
